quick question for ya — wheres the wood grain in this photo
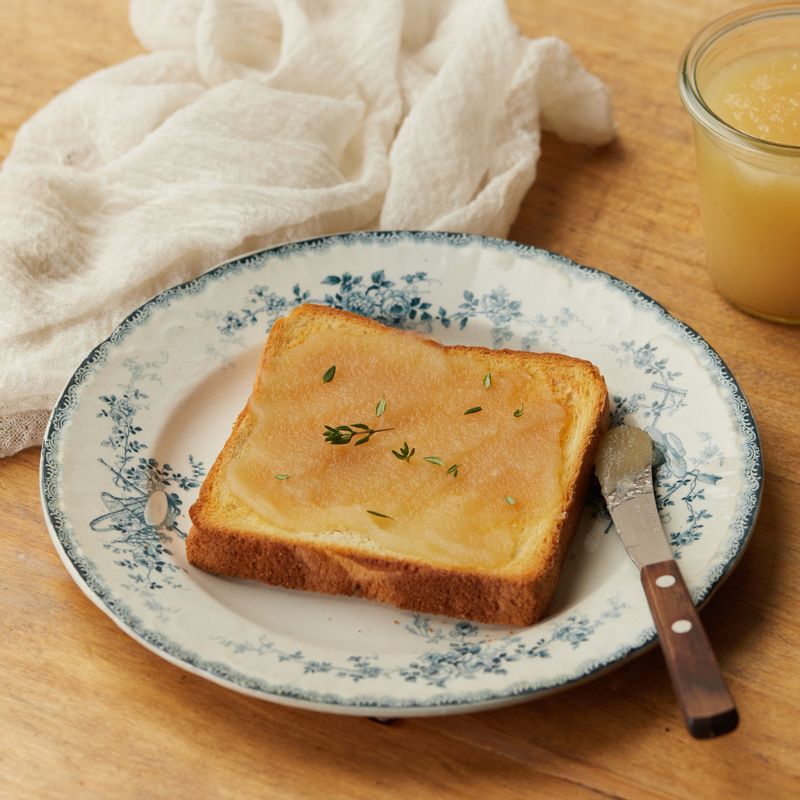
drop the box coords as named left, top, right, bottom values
left=2, top=1, right=799, bottom=798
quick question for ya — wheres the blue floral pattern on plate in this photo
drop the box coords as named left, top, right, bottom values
left=40, top=231, right=762, bottom=715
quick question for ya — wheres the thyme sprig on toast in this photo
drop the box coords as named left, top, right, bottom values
left=323, top=423, right=394, bottom=446
left=392, top=441, right=415, bottom=461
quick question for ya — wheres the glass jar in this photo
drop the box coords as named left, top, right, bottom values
left=679, top=2, right=800, bottom=324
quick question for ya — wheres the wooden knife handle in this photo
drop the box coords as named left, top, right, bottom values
left=641, top=560, right=738, bottom=739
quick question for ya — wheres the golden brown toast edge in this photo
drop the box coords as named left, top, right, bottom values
left=187, top=304, right=609, bottom=626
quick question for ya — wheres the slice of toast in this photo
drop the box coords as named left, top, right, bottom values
left=187, top=304, right=608, bottom=626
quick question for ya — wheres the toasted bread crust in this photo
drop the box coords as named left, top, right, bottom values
left=188, top=304, right=608, bottom=626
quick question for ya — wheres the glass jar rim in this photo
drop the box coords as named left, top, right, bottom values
left=679, top=2, right=800, bottom=155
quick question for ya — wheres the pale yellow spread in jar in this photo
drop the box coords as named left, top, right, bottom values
left=696, top=48, right=800, bottom=322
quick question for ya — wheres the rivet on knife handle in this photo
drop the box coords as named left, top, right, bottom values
left=641, top=560, right=738, bottom=739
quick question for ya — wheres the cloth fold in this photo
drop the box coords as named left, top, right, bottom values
left=0, top=0, right=614, bottom=457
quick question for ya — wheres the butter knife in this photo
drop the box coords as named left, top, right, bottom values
left=595, top=424, right=738, bottom=739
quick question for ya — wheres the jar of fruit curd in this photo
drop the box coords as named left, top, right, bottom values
left=679, top=3, right=800, bottom=324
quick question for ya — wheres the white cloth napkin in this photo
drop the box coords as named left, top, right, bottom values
left=0, top=0, right=614, bottom=457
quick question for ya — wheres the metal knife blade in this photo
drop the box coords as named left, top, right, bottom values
left=603, top=465, right=672, bottom=568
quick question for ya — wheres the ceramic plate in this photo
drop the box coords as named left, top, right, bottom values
left=41, top=232, right=762, bottom=716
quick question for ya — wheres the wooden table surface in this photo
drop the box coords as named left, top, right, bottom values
left=2, top=2, right=799, bottom=798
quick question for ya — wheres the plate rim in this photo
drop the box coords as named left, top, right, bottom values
left=39, top=230, right=764, bottom=714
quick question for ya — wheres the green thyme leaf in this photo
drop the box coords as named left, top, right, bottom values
left=504, top=495, right=517, bottom=505
left=323, top=424, right=393, bottom=446
left=513, top=403, right=524, bottom=418
left=423, top=456, right=444, bottom=466
left=464, top=406, right=482, bottom=415
left=483, top=372, right=492, bottom=389
left=322, top=365, right=336, bottom=383
left=274, top=474, right=290, bottom=480
left=446, top=464, right=460, bottom=477
left=367, top=509, right=393, bottom=520
left=392, top=441, right=415, bottom=461
left=376, top=397, right=387, bottom=417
